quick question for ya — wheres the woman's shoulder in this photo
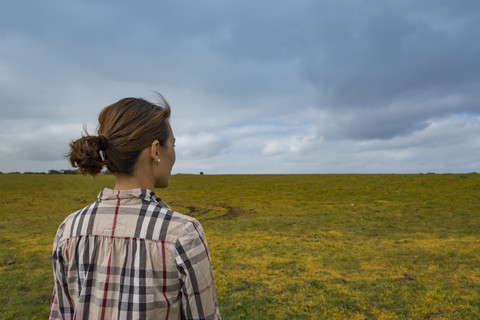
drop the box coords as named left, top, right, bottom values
left=156, top=205, right=203, bottom=236
left=54, top=201, right=100, bottom=233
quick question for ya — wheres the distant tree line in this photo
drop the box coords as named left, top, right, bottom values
left=1, top=170, right=208, bottom=175
left=0, top=169, right=113, bottom=175
left=48, top=169, right=78, bottom=174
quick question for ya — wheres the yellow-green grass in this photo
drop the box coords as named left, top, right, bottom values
left=1, top=173, right=479, bottom=319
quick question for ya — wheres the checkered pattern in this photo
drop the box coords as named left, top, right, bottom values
left=49, top=188, right=221, bottom=320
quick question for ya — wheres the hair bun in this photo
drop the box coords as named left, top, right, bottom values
left=68, top=135, right=106, bottom=175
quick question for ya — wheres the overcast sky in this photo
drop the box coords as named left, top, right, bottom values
left=1, top=0, right=479, bottom=174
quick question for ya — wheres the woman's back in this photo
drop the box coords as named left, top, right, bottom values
left=50, top=187, right=220, bottom=319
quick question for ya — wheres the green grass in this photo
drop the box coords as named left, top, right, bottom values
left=1, top=173, right=480, bottom=319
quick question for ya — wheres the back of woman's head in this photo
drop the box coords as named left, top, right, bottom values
left=68, top=95, right=171, bottom=176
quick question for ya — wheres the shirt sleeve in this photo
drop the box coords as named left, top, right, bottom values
left=49, top=222, right=74, bottom=320
left=175, top=219, right=221, bottom=320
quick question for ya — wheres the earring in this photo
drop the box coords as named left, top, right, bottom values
left=157, top=158, right=161, bottom=163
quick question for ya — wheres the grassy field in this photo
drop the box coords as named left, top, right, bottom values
left=1, top=173, right=479, bottom=319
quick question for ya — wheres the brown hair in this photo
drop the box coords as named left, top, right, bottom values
left=68, top=95, right=171, bottom=176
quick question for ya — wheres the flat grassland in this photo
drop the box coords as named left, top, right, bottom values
left=1, top=173, right=479, bottom=319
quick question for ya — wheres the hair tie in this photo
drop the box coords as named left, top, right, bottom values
left=98, top=135, right=108, bottom=151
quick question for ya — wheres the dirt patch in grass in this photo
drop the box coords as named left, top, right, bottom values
left=186, top=205, right=211, bottom=215
left=186, top=203, right=253, bottom=220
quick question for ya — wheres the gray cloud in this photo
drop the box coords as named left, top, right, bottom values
left=0, top=0, right=479, bottom=173
left=296, top=1, right=480, bottom=140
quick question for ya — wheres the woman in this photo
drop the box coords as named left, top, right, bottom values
left=49, top=96, right=221, bottom=320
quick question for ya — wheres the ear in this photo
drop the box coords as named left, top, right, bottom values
left=150, top=140, right=160, bottom=161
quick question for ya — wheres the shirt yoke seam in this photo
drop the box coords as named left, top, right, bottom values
left=62, top=234, right=176, bottom=246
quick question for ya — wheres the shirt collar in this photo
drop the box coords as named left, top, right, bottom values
left=97, top=187, right=169, bottom=208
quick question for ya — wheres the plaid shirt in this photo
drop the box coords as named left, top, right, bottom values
left=50, top=188, right=221, bottom=320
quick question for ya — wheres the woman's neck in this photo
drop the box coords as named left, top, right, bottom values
left=114, top=174, right=154, bottom=191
